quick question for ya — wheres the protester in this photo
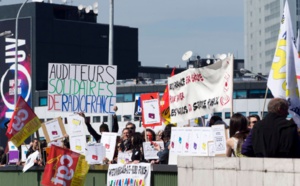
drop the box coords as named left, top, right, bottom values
left=226, top=113, right=249, bottom=157
left=0, top=146, right=6, bottom=166
left=142, top=128, right=156, bottom=142
left=247, top=114, right=260, bottom=129
left=26, top=138, right=43, bottom=166
left=208, top=115, right=229, bottom=129
left=80, top=109, right=119, bottom=142
left=250, top=98, right=300, bottom=158
left=119, top=128, right=133, bottom=152
left=126, top=122, right=136, bottom=133
left=156, top=130, right=163, bottom=141
left=130, top=132, right=144, bottom=163
left=154, top=124, right=175, bottom=164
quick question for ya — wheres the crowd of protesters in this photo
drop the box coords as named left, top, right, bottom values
left=0, top=98, right=299, bottom=167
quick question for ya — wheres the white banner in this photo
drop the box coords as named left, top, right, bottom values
left=107, top=163, right=151, bottom=186
left=23, top=151, right=39, bottom=172
left=168, top=55, right=233, bottom=123
left=48, top=63, right=117, bottom=114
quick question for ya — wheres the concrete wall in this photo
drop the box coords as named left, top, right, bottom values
left=178, top=156, right=300, bottom=186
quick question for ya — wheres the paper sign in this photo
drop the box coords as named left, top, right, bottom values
left=211, top=125, right=227, bottom=156
left=143, top=141, right=164, bottom=160
left=41, top=117, right=66, bottom=143
left=117, top=151, right=133, bottom=164
left=8, top=150, right=19, bottom=164
left=86, top=143, right=105, bottom=164
left=8, top=141, right=17, bottom=151
left=21, top=145, right=30, bottom=162
left=141, top=93, right=162, bottom=127
left=69, top=135, right=87, bottom=155
left=100, top=132, right=117, bottom=160
left=23, top=151, right=39, bottom=172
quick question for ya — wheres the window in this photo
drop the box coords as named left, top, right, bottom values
left=39, top=97, right=47, bottom=106
left=260, top=112, right=268, bottom=118
left=233, top=90, right=247, bottom=99
left=117, top=115, right=122, bottom=122
left=249, top=89, right=267, bottom=98
left=93, top=116, right=101, bottom=123
left=116, top=93, right=134, bottom=102
left=213, top=112, right=222, bottom=118
left=225, top=112, right=231, bottom=119
left=249, top=112, right=259, bottom=116
left=239, top=112, right=247, bottom=117
left=123, top=115, right=132, bottom=121
left=103, top=116, right=108, bottom=122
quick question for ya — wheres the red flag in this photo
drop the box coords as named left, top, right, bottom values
left=6, top=96, right=41, bottom=147
left=41, top=145, right=89, bottom=186
left=160, top=68, right=175, bottom=124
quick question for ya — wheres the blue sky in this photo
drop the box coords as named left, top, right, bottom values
left=1, top=0, right=244, bottom=67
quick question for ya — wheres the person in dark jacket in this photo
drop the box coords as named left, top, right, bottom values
left=243, top=98, right=300, bottom=158
left=80, top=106, right=119, bottom=142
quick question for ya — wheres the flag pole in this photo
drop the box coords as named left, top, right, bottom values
left=261, top=87, right=269, bottom=119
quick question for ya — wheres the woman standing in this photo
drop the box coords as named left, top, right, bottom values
left=226, top=113, right=249, bottom=157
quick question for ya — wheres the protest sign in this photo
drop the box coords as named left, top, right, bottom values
left=211, top=125, right=227, bottom=156
left=86, top=143, right=105, bottom=164
left=69, top=135, right=86, bottom=155
left=21, top=144, right=30, bottom=162
left=23, top=151, right=39, bottom=172
left=143, top=141, right=164, bottom=160
left=107, top=163, right=151, bottom=186
left=6, top=96, right=41, bottom=147
left=8, top=141, right=17, bottom=151
left=41, top=145, right=89, bottom=186
left=117, top=151, right=132, bottom=164
left=8, top=150, right=19, bottom=164
left=168, top=54, right=233, bottom=123
left=100, top=132, right=117, bottom=160
left=140, top=92, right=161, bottom=127
left=41, top=117, right=66, bottom=143
left=67, top=114, right=86, bottom=155
left=169, top=127, right=214, bottom=165
left=48, top=63, right=117, bottom=114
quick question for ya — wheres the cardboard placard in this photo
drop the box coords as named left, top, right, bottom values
left=41, top=117, right=66, bottom=143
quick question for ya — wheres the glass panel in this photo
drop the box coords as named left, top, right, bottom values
left=249, top=111, right=258, bottom=116
left=123, top=115, right=132, bottom=121
left=93, top=116, right=101, bottom=123
left=39, top=97, right=47, bottom=106
left=234, top=90, right=247, bottom=99
left=213, top=112, right=222, bottom=118
left=225, top=112, right=231, bottom=119
left=103, top=116, right=108, bottom=122
left=117, top=115, right=122, bottom=122
left=124, top=94, right=133, bottom=102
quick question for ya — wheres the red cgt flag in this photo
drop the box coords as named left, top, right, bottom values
left=6, top=96, right=41, bottom=147
left=41, top=145, right=89, bottom=186
left=160, top=68, right=175, bottom=124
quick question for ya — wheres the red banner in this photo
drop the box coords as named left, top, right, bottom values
left=141, top=92, right=161, bottom=127
left=6, top=96, right=41, bottom=147
left=160, top=68, right=175, bottom=124
left=41, top=145, right=89, bottom=186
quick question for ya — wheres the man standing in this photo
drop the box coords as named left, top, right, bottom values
left=251, top=98, right=300, bottom=158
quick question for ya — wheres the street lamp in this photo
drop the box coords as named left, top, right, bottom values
left=14, top=0, right=30, bottom=108
left=107, top=0, right=114, bottom=130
